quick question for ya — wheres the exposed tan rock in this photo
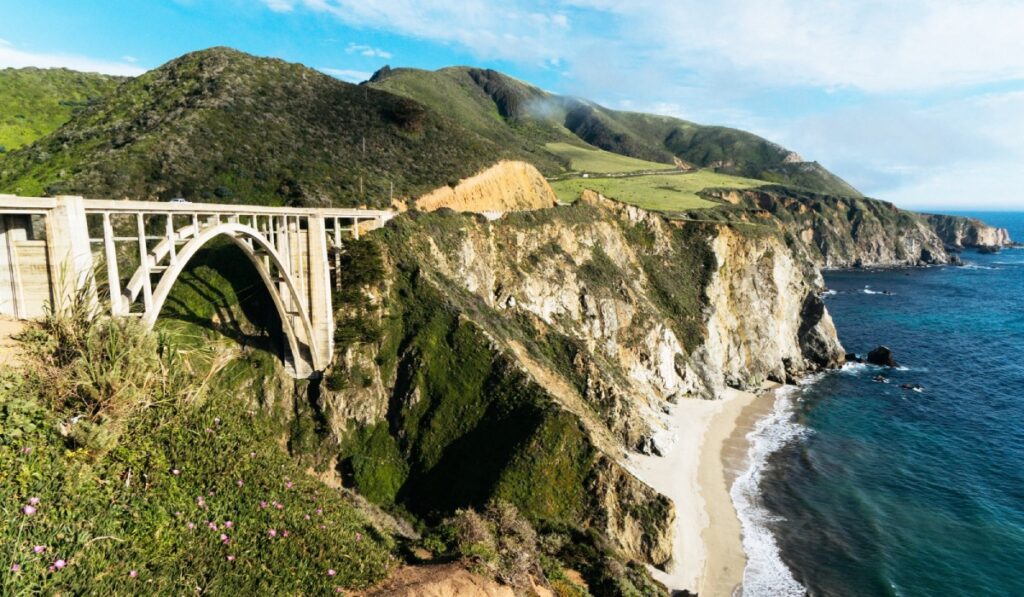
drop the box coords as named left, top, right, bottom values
left=414, top=160, right=558, bottom=213
left=358, top=563, right=516, bottom=597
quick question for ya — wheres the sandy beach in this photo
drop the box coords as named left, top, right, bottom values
left=627, top=386, right=779, bottom=596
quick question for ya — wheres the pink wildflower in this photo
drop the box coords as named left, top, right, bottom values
left=220, top=533, right=229, bottom=543
left=268, top=529, right=277, bottom=538
left=11, top=563, right=21, bottom=572
left=172, top=468, right=180, bottom=475
left=259, top=501, right=268, bottom=510
left=227, top=555, right=235, bottom=562
left=319, top=524, right=326, bottom=530
left=275, top=503, right=284, bottom=510
left=236, top=479, right=244, bottom=487
left=33, top=545, right=46, bottom=554
left=304, top=514, right=311, bottom=520
left=224, top=520, right=233, bottom=529
left=282, top=530, right=289, bottom=537
left=196, top=496, right=206, bottom=508
left=52, top=559, right=66, bottom=570
left=175, top=511, right=182, bottom=517
left=336, top=588, right=344, bottom=594
left=205, top=428, right=214, bottom=434
left=22, top=505, right=36, bottom=516
left=355, top=532, right=362, bottom=542
left=28, top=497, right=40, bottom=506
left=328, top=568, right=336, bottom=576
left=187, top=522, right=196, bottom=530
left=21, top=446, right=32, bottom=454
left=249, top=451, right=257, bottom=458
left=316, top=508, right=323, bottom=515
left=214, top=417, right=222, bottom=425
left=285, top=481, right=293, bottom=490
left=129, top=570, right=138, bottom=578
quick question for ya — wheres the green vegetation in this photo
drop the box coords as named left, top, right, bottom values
left=0, top=292, right=394, bottom=594
left=371, top=65, right=862, bottom=196
left=544, top=142, right=676, bottom=174
left=0, top=49, right=511, bottom=206
left=0, top=68, right=122, bottom=151
left=549, top=170, right=765, bottom=211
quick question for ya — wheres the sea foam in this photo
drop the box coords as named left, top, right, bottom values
left=730, top=386, right=808, bottom=596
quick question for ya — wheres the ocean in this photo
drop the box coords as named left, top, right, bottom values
left=736, top=212, right=1024, bottom=596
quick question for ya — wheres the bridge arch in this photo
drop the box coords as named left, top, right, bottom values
left=0, top=195, right=395, bottom=378
left=143, top=222, right=323, bottom=373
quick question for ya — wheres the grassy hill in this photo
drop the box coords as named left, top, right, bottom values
left=0, top=68, right=122, bottom=152
left=369, top=66, right=862, bottom=197
left=0, top=49, right=514, bottom=207
left=545, top=142, right=676, bottom=174
left=550, top=170, right=766, bottom=211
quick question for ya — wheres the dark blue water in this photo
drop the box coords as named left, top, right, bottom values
left=760, top=212, right=1024, bottom=596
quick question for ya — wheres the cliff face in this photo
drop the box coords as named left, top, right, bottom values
left=924, top=213, right=1013, bottom=249
left=699, top=187, right=1015, bottom=268
left=318, top=192, right=843, bottom=569
left=413, top=160, right=558, bottom=213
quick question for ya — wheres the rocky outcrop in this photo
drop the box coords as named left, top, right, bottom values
left=414, top=160, right=558, bottom=213
left=699, top=187, right=1015, bottom=268
left=321, top=191, right=844, bottom=571
left=701, top=187, right=954, bottom=268
left=924, top=214, right=1013, bottom=249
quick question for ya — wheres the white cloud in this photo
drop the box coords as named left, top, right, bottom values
left=121, top=55, right=138, bottom=63
left=563, top=0, right=1024, bottom=93
left=259, top=0, right=572, bottom=65
left=319, top=67, right=372, bottom=82
left=0, top=43, right=145, bottom=76
left=0, top=38, right=12, bottom=47
left=345, top=43, right=392, bottom=59
left=262, top=0, right=296, bottom=12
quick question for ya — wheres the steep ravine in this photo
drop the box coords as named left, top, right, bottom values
left=315, top=192, right=845, bottom=582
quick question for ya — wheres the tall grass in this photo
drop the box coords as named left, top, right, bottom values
left=0, top=290, right=395, bottom=594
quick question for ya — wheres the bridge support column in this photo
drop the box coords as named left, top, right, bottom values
left=46, top=196, right=95, bottom=315
left=307, top=215, right=334, bottom=372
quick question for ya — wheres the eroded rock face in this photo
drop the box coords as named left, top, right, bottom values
left=323, top=191, right=844, bottom=569
left=414, top=160, right=558, bottom=213
left=925, top=214, right=1014, bottom=250
left=700, top=188, right=1016, bottom=268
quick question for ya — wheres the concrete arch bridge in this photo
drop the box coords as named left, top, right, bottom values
left=0, top=195, right=394, bottom=377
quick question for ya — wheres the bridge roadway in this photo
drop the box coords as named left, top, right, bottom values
left=0, top=194, right=395, bottom=377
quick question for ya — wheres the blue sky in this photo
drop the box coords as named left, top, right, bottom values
left=4, top=0, right=1024, bottom=210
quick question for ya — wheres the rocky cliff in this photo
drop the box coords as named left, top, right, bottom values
left=698, top=186, right=1012, bottom=268
left=924, top=213, right=1013, bottom=249
left=317, top=192, right=844, bottom=576
left=413, top=160, right=558, bottom=213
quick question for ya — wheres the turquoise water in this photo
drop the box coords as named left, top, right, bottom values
left=751, top=213, right=1024, bottom=596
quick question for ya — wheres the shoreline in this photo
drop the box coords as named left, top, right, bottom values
left=626, top=386, right=780, bottom=596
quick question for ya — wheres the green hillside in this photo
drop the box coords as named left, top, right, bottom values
left=545, top=142, right=676, bottom=174
left=0, top=68, right=122, bottom=152
left=369, top=66, right=861, bottom=197
left=0, top=49, right=512, bottom=207
left=550, top=171, right=765, bottom=211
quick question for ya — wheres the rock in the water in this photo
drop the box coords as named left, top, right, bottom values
left=845, top=353, right=865, bottom=364
left=977, top=245, right=1001, bottom=254
left=867, top=346, right=899, bottom=367
left=873, top=374, right=889, bottom=384
left=901, top=383, right=924, bottom=392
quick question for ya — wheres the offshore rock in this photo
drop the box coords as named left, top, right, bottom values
left=867, top=346, right=899, bottom=368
